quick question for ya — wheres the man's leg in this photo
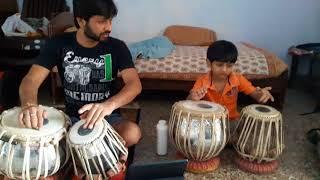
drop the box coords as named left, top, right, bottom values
left=112, top=120, right=142, bottom=147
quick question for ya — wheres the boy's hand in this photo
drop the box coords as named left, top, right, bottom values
left=256, top=86, right=274, bottom=103
left=188, top=87, right=207, bottom=100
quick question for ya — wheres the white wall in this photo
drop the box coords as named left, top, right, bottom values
left=46, top=0, right=320, bottom=73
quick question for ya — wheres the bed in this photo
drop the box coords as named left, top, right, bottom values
left=132, top=25, right=288, bottom=110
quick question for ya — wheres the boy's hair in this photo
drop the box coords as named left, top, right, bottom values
left=207, top=40, right=238, bottom=63
left=73, top=0, right=118, bottom=28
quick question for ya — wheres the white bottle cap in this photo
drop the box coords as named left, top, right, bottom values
left=158, top=120, right=166, bottom=125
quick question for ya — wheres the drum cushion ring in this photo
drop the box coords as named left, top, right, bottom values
left=176, top=151, right=220, bottom=173
left=234, top=155, right=279, bottom=174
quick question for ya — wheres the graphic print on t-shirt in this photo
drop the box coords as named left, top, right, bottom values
left=100, top=54, right=113, bottom=82
left=64, top=64, right=91, bottom=85
left=62, top=50, right=113, bottom=103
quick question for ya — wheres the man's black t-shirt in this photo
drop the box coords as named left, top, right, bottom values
left=36, top=32, right=134, bottom=118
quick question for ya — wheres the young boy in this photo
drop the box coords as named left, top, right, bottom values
left=187, top=40, right=274, bottom=121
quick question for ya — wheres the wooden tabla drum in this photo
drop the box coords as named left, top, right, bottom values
left=0, top=106, right=70, bottom=179
left=67, top=120, right=128, bottom=180
left=168, top=100, right=228, bottom=173
left=233, top=104, right=284, bottom=174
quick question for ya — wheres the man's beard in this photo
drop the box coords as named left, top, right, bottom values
left=84, top=24, right=111, bottom=42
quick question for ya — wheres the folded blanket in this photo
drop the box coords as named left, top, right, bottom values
left=128, top=36, right=175, bottom=61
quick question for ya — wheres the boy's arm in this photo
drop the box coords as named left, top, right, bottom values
left=187, top=87, right=207, bottom=100
left=249, top=86, right=274, bottom=104
left=237, top=74, right=274, bottom=104
left=187, top=76, right=208, bottom=100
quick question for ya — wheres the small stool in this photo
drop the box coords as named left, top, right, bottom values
left=288, top=43, right=320, bottom=87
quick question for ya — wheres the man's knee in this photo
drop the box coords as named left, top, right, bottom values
left=125, top=122, right=141, bottom=146
left=115, top=121, right=141, bottom=147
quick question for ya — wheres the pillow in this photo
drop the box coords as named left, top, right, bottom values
left=163, top=25, right=216, bottom=46
left=128, top=36, right=175, bottom=61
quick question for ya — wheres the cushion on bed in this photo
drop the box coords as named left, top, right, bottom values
left=128, top=36, right=175, bottom=61
left=163, top=25, right=216, bottom=46
left=241, top=42, right=288, bottom=77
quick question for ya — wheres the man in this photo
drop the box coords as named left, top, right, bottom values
left=19, top=0, right=141, bottom=177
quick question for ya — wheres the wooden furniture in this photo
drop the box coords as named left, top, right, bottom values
left=288, top=43, right=320, bottom=87
left=0, top=0, right=18, bottom=25
left=21, top=0, right=67, bottom=19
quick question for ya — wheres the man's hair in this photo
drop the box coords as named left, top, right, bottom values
left=73, top=0, right=118, bottom=28
left=207, top=40, right=238, bottom=63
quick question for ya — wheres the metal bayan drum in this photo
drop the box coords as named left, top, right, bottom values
left=233, top=104, right=284, bottom=174
left=168, top=100, right=228, bottom=173
left=67, top=120, right=128, bottom=179
left=0, top=106, right=70, bottom=179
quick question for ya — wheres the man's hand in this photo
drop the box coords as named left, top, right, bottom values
left=18, top=105, right=48, bottom=129
left=255, top=86, right=274, bottom=104
left=105, top=152, right=128, bottom=178
left=188, top=87, right=208, bottom=100
left=78, top=101, right=116, bottom=129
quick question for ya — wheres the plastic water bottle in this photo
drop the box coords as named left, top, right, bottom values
left=157, top=120, right=168, bottom=155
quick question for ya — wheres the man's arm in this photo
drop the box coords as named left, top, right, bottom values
left=79, top=68, right=142, bottom=129
left=106, top=68, right=142, bottom=109
left=19, top=65, right=50, bottom=128
left=20, top=65, right=50, bottom=106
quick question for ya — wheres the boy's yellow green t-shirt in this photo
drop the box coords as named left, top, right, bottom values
left=192, top=72, right=256, bottom=120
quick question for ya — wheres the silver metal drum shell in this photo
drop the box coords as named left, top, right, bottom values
left=0, top=140, right=66, bottom=178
